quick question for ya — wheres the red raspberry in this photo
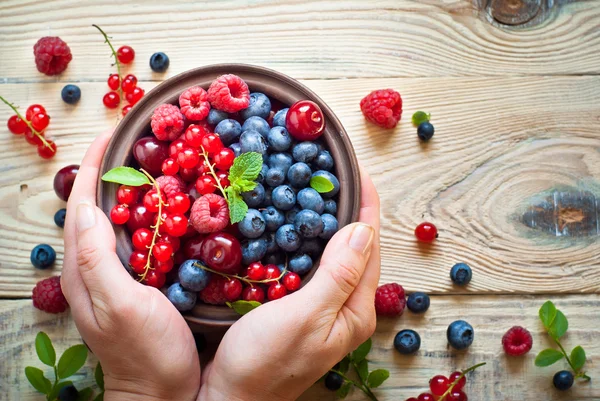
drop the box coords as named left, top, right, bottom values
left=33, top=37, right=73, bottom=76
left=360, top=89, right=403, bottom=129
left=32, top=276, right=69, bottom=313
left=151, top=104, right=185, bottom=141
left=207, top=74, right=250, bottom=113
left=374, top=283, right=406, bottom=316
left=199, top=276, right=228, bottom=305
left=189, top=193, right=229, bottom=234
left=155, top=175, right=186, bottom=199
left=502, top=326, right=533, bottom=356
left=179, top=86, right=211, bottom=121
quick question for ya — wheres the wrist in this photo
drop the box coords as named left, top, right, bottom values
left=104, top=377, right=198, bottom=401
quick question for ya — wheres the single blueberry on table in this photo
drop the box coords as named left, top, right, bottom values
left=323, top=199, right=337, bottom=215
left=324, top=372, right=344, bottom=391
left=272, top=108, right=289, bottom=127
left=418, top=121, right=435, bottom=141
left=311, top=170, right=340, bottom=198
left=265, top=168, right=286, bottom=187
left=239, top=130, right=268, bottom=159
left=215, top=119, right=242, bottom=146
left=447, top=320, right=474, bottom=350
left=54, top=208, right=66, bottom=228
left=262, top=206, right=285, bottom=232
left=275, top=224, right=301, bottom=252
left=268, top=152, right=293, bottom=174
left=314, top=150, right=334, bottom=171
left=30, top=244, right=56, bottom=269
left=297, top=188, right=324, bottom=214
left=553, top=370, right=574, bottom=391
left=240, top=92, right=271, bottom=120
left=289, top=253, right=313, bottom=275
left=207, top=108, right=229, bottom=126
left=267, top=126, right=292, bottom=152
left=298, top=238, right=323, bottom=257
left=450, top=263, right=472, bottom=286
left=292, top=141, right=319, bottom=163
left=242, top=116, right=270, bottom=138
left=287, top=162, right=312, bottom=188
left=58, top=385, right=79, bottom=401
left=241, top=182, right=265, bottom=207
left=61, top=84, right=81, bottom=105
left=167, top=283, right=197, bottom=311
left=272, top=185, right=297, bottom=211
left=285, top=206, right=301, bottom=225
left=406, top=292, right=430, bottom=313
left=229, top=142, right=241, bottom=157
left=149, top=52, right=170, bottom=72
left=294, top=209, right=324, bottom=238
left=238, top=209, right=266, bottom=239
left=319, top=213, right=338, bottom=240
left=394, top=329, right=421, bottom=354
left=241, top=237, right=268, bottom=265
left=179, top=259, right=211, bottom=291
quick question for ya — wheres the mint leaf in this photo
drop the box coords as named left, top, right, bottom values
left=57, top=344, right=88, bottom=379
left=357, top=359, right=369, bottom=381
left=539, top=301, right=557, bottom=330
left=226, top=300, right=261, bottom=315
left=535, top=349, right=564, bottom=367
left=338, top=356, right=350, bottom=374
left=226, top=188, right=249, bottom=224
left=336, top=382, right=351, bottom=399
left=236, top=179, right=258, bottom=193
left=412, top=111, right=431, bottom=127
left=367, top=369, right=390, bottom=388
left=550, top=310, right=568, bottom=339
left=101, top=167, right=150, bottom=186
left=24, top=366, right=51, bottom=394
left=310, top=176, right=334, bottom=193
left=95, top=362, right=104, bottom=391
left=35, top=332, right=55, bottom=367
left=229, top=152, right=263, bottom=183
left=48, top=381, right=73, bottom=401
left=571, top=346, right=586, bottom=371
left=352, top=338, right=372, bottom=363
left=77, top=387, right=93, bottom=401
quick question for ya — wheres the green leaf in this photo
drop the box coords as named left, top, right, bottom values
left=336, top=382, right=351, bottom=399
left=535, top=349, right=564, bottom=367
left=24, top=366, right=51, bottom=395
left=101, top=167, right=150, bottom=186
left=226, top=300, right=261, bottom=315
left=93, top=393, right=104, bottom=401
left=48, top=381, right=73, bottom=401
left=571, top=346, right=586, bottom=371
left=539, top=301, right=557, bottom=330
left=310, top=176, right=334, bottom=193
left=338, top=357, right=350, bottom=374
left=367, top=369, right=390, bottom=388
left=549, top=310, right=568, bottom=339
left=352, top=338, right=372, bottom=363
left=412, top=111, right=431, bottom=126
left=226, top=188, right=249, bottom=224
left=95, top=362, right=104, bottom=391
left=357, top=359, right=369, bottom=381
left=57, top=344, right=88, bottom=379
left=35, top=332, right=56, bottom=367
left=229, top=152, right=263, bottom=183
left=77, top=387, right=94, bottom=401
left=235, top=179, right=258, bottom=193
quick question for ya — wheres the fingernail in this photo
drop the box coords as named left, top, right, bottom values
left=76, top=201, right=96, bottom=232
left=349, top=223, right=374, bottom=256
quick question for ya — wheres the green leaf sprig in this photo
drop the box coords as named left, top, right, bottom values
left=226, top=300, right=262, bottom=315
left=411, top=111, right=431, bottom=127
left=535, top=301, right=591, bottom=381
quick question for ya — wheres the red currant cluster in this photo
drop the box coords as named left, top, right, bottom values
left=3, top=100, right=57, bottom=159
left=405, top=363, right=487, bottom=401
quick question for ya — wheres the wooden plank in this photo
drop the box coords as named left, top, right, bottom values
left=2, top=296, right=598, bottom=400
left=1, top=76, right=600, bottom=297
left=0, top=0, right=599, bottom=80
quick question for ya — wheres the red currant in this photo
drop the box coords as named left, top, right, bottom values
left=415, top=222, right=438, bottom=243
left=161, top=158, right=179, bottom=176
left=143, top=190, right=162, bottom=212
left=283, top=272, right=301, bottom=291
left=195, top=175, right=217, bottom=195
left=103, top=92, right=120, bottom=109
left=25, top=130, right=44, bottom=146
left=26, top=104, right=46, bottom=120
left=129, top=250, right=149, bottom=273
left=121, top=74, right=138, bottom=93
left=449, top=372, right=466, bottom=392
left=117, top=45, right=135, bottom=64
left=267, top=283, right=287, bottom=300
left=200, top=133, right=223, bottom=154
left=429, top=375, right=450, bottom=396
left=158, top=233, right=181, bottom=252
left=184, top=124, right=207, bottom=148
left=132, top=228, right=152, bottom=250
left=242, top=286, right=265, bottom=303
left=152, top=242, right=173, bottom=262
left=37, top=141, right=57, bottom=159
left=286, top=100, right=325, bottom=141
left=110, top=204, right=130, bottom=224
left=417, top=394, right=435, bottom=401
left=127, top=204, right=156, bottom=232
left=447, top=391, right=467, bottom=401
left=7, top=115, right=28, bottom=134
left=167, top=193, right=191, bottom=214
left=246, top=262, right=266, bottom=280
left=107, top=74, right=120, bottom=90
left=31, top=113, right=50, bottom=131
left=264, top=264, right=280, bottom=280
left=216, top=171, right=230, bottom=187
left=122, top=105, right=132, bottom=116
left=153, top=211, right=169, bottom=234
left=164, top=213, right=189, bottom=237
left=145, top=270, right=166, bottom=288
left=196, top=160, right=209, bottom=176
left=117, top=185, right=140, bottom=205
left=155, top=258, right=174, bottom=273
left=179, top=167, right=197, bottom=182
left=223, top=278, right=243, bottom=301
left=169, top=139, right=186, bottom=157
left=177, top=147, right=200, bottom=169
left=213, top=148, right=235, bottom=170
left=125, top=87, right=144, bottom=105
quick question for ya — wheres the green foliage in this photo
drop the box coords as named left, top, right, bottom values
left=411, top=111, right=431, bottom=126
left=223, top=152, right=262, bottom=224
left=226, top=300, right=262, bottom=315
left=101, top=167, right=150, bottom=186
left=534, top=349, right=564, bottom=367
left=310, top=176, right=334, bottom=193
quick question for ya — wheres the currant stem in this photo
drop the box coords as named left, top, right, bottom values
left=199, top=146, right=227, bottom=198
left=193, top=262, right=286, bottom=285
left=0, top=95, right=52, bottom=148
left=439, top=362, right=486, bottom=400
left=137, top=169, right=164, bottom=282
left=92, top=24, right=123, bottom=107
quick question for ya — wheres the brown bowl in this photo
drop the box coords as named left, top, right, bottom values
left=97, top=64, right=361, bottom=331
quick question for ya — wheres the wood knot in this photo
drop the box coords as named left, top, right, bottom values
left=489, top=0, right=541, bottom=25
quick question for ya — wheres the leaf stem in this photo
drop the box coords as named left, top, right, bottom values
left=193, top=262, right=286, bottom=286
left=0, top=95, right=51, bottom=148
left=92, top=24, right=123, bottom=107
left=137, top=169, right=164, bottom=281
left=330, top=369, right=378, bottom=401
left=351, top=361, right=379, bottom=401
left=439, top=362, right=486, bottom=400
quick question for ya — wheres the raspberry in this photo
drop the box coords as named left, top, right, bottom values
left=207, top=74, right=250, bottom=113
left=151, top=104, right=185, bottom=141
left=179, top=86, right=211, bottom=121
left=32, top=276, right=69, bottom=313
left=375, top=283, right=406, bottom=316
left=189, top=193, right=229, bottom=234
left=33, top=37, right=73, bottom=76
left=360, top=89, right=403, bottom=129
left=502, top=326, right=533, bottom=356
left=199, top=276, right=227, bottom=305
left=155, top=175, right=186, bottom=198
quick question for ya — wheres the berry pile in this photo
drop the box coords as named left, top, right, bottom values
left=2, top=100, right=57, bottom=159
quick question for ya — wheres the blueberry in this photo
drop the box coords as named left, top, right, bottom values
left=239, top=130, right=268, bottom=159
left=319, top=214, right=338, bottom=240
left=447, top=320, right=474, bottom=350
left=287, top=163, right=312, bottom=188
left=242, top=183, right=265, bottom=207
left=324, top=372, right=344, bottom=391
left=323, top=199, right=337, bottom=215
left=450, top=263, right=472, bottom=286
left=257, top=163, right=269, bottom=184
left=406, top=292, right=430, bottom=314
left=265, top=168, right=286, bottom=187
left=58, top=384, right=79, bottom=401
left=61, top=84, right=81, bottom=105
left=241, top=238, right=268, bottom=265
left=289, top=253, right=313, bottom=275
left=553, top=370, right=574, bottom=391
left=272, top=108, right=288, bottom=127
left=267, top=126, right=292, bottom=151
left=264, top=252, right=285, bottom=265
left=263, top=187, right=273, bottom=206
left=268, top=152, right=293, bottom=174
left=167, top=283, right=197, bottom=311
left=394, top=329, right=421, bottom=354
left=30, top=244, right=56, bottom=269
left=54, top=208, right=66, bottom=228
left=207, top=109, right=229, bottom=126
left=294, top=209, right=324, bottom=238
left=292, top=142, right=319, bottom=163
left=298, top=238, right=323, bottom=257
left=262, top=206, right=285, bottom=231
left=229, top=142, right=241, bottom=157
left=238, top=209, right=266, bottom=239
left=297, top=188, right=324, bottom=213
left=179, top=259, right=211, bottom=291
left=311, top=170, right=340, bottom=198
left=262, top=232, right=279, bottom=254
left=275, top=224, right=301, bottom=252
left=240, top=92, right=271, bottom=120
left=417, top=122, right=435, bottom=141
left=149, top=51, right=169, bottom=72
left=285, top=206, right=301, bottom=224
left=272, top=185, right=297, bottom=211
left=215, top=119, right=242, bottom=146
left=314, top=150, right=334, bottom=171
left=242, top=116, right=270, bottom=138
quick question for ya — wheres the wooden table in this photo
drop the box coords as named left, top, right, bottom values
left=1, top=1, right=599, bottom=400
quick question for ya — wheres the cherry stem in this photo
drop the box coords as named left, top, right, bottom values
left=330, top=369, right=379, bottom=401
left=92, top=24, right=123, bottom=108
left=199, top=146, right=227, bottom=198
left=0, top=95, right=51, bottom=148
left=439, top=362, right=486, bottom=400
left=193, top=262, right=287, bottom=286
left=137, top=169, right=165, bottom=282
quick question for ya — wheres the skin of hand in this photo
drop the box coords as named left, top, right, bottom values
left=61, top=129, right=381, bottom=401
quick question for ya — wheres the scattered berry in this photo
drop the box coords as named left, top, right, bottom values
left=447, top=320, right=474, bottom=350
left=103, top=92, right=120, bottom=109
left=324, top=372, right=344, bottom=391
left=406, top=292, right=430, bottom=314
left=360, top=89, right=402, bottom=129
left=33, top=37, right=72, bottom=75
left=179, top=86, right=210, bottom=121
left=61, top=84, right=81, bottom=104
left=54, top=208, right=66, bottom=228
left=150, top=52, right=170, bottom=72
left=412, top=111, right=431, bottom=127
left=429, top=375, right=450, bottom=397
left=31, top=112, right=50, bottom=131
left=57, top=384, right=79, bottom=401
left=448, top=372, right=466, bottom=392
left=414, top=222, right=438, bottom=243
left=125, top=87, right=145, bottom=105
left=207, top=74, right=250, bottom=113
left=32, top=276, right=68, bottom=313
left=151, top=104, right=185, bottom=141
left=121, top=74, right=138, bottom=93
left=502, top=326, right=533, bottom=356
left=418, top=121, right=435, bottom=141
left=190, top=194, right=229, bottom=234
left=122, top=105, right=132, bottom=116
left=37, top=140, right=57, bottom=159
left=553, top=370, right=574, bottom=391
left=53, top=164, right=79, bottom=201
left=107, top=74, right=120, bottom=90
left=375, top=283, right=406, bottom=316
left=117, top=45, right=135, bottom=64
left=30, top=244, right=56, bottom=269
left=394, top=329, right=421, bottom=354
left=450, top=263, right=472, bottom=286
left=7, top=115, right=28, bottom=135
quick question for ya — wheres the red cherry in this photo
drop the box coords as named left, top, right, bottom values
left=242, top=286, right=265, bottom=303
left=183, top=236, right=205, bottom=259
left=417, top=394, right=435, bottom=401
left=152, top=242, right=173, bottom=262
left=185, top=124, right=207, bottom=148
left=177, top=147, right=200, bottom=169
left=121, top=74, right=138, bottom=93
left=167, top=193, right=191, bottom=214
left=164, top=213, right=189, bottom=237
left=155, top=258, right=174, bottom=273
left=169, top=139, right=186, bottom=157
left=37, top=141, right=57, bottom=159
left=216, top=171, right=230, bottom=188
left=449, top=372, right=466, bottom=392
left=246, top=262, right=266, bottom=281
left=195, top=175, right=217, bottom=195
left=174, top=251, right=186, bottom=265
left=429, top=375, right=450, bottom=396
left=103, top=92, right=120, bottom=109
left=117, top=45, right=135, bottom=64
left=110, top=204, right=130, bottom=224
left=31, top=113, right=50, bottom=131
left=26, top=104, right=46, bottom=121
left=129, top=250, right=149, bottom=273
left=264, top=264, right=280, bottom=280
left=179, top=167, right=197, bottom=182
left=213, top=148, right=235, bottom=170
left=122, top=105, right=132, bottom=116
left=53, top=164, right=78, bottom=201
left=25, top=130, right=44, bottom=146
left=132, top=228, right=152, bottom=250
left=223, top=278, right=243, bottom=301
left=200, top=133, right=223, bottom=154
left=162, top=158, right=179, bottom=176
left=7, top=115, right=28, bottom=134
left=415, top=222, right=438, bottom=243
left=117, top=185, right=140, bottom=205
left=127, top=204, right=155, bottom=232
left=158, top=233, right=181, bottom=252
left=447, top=391, right=468, bottom=401
left=125, top=87, right=144, bottom=105
left=286, top=100, right=325, bottom=141
left=283, top=272, right=301, bottom=291
left=143, top=189, right=162, bottom=212
left=199, top=232, right=242, bottom=274
left=107, top=74, right=120, bottom=90
left=267, top=283, right=287, bottom=300
left=145, top=270, right=166, bottom=288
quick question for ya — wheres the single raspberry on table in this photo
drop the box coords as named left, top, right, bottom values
left=32, top=276, right=69, bottom=313
left=360, top=89, right=403, bottom=129
left=207, top=74, right=250, bottom=113
left=155, top=175, right=186, bottom=199
left=502, top=326, right=533, bottom=356
left=33, top=37, right=73, bottom=76
left=179, top=86, right=211, bottom=121
left=375, top=283, right=406, bottom=316
left=199, top=275, right=228, bottom=305
left=190, top=193, right=229, bottom=234
left=151, top=104, right=185, bottom=141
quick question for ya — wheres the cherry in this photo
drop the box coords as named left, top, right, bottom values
left=133, top=137, right=170, bottom=176
left=155, top=258, right=174, bottom=274
left=132, top=228, right=152, bottom=250
left=429, top=375, right=450, bottom=396
left=162, top=158, right=179, bottom=176
left=242, top=286, right=265, bottom=303
left=31, top=113, right=50, bottom=131
left=107, top=74, right=120, bottom=90
left=158, top=233, right=181, bottom=252
left=167, top=193, right=191, bottom=214
left=53, top=164, right=79, bottom=201
left=129, top=250, right=149, bottom=274
left=184, top=124, right=207, bottom=148
left=216, top=171, right=230, bottom=188
left=177, top=147, right=200, bottom=169
left=195, top=175, right=217, bottom=195
left=37, top=141, right=57, bottom=159
left=415, top=222, right=438, bottom=243
left=169, top=139, right=187, bottom=157
left=7, top=115, right=28, bottom=134
left=449, top=372, right=466, bottom=392
left=26, top=104, right=46, bottom=120
left=283, top=272, right=301, bottom=291
left=199, top=232, right=242, bottom=274
left=264, top=264, right=280, bottom=280
left=246, top=262, right=266, bottom=280
left=447, top=391, right=467, bottom=401
left=200, top=133, right=223, bottom=154
left=213, top=148, right=235, bottom=170
left=223, top=278, right=243, bottom=301
left=126, top=204, right=155, bottom=232
left=125, top=87, right=144, bottom=105
left=286, top=100, right=325, bottom=141
left=122, top=105, right=132, bottom=116
left=143, top=189, right=162, bottom=212
left=25, top=130, right=44, bottom=146
left=117, top=185, right=140, bottom=205
left=153, top=242, right=173, bottom=262
left=121, top=74, right=138, bottom=93
left=267, top=283, right=287, bottom=300
left=103, top=92, right=120, bottom=109
left=164, top=213, right=188, bottom=237
left=174, top=251, right=186, bottom=265
left=183, top=236, right=205, bottom=259
left=145, top=270, right=166, bottom=288
left=117, top=45, right=135, bottom=64
left=110, top=204, right=130, bottom=224
left=417, top=394, right=435, bottom=401
left=179, top=167, right=197, bottom=182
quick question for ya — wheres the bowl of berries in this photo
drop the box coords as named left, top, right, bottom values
left=97, top=64, right=360, bottom=329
